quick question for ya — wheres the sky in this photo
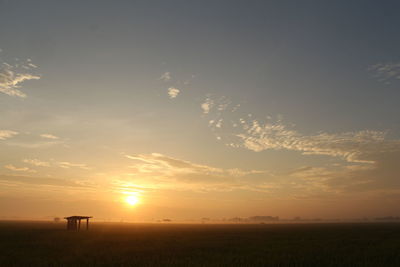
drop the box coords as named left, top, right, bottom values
left=1, top=0, right=400, bottom=221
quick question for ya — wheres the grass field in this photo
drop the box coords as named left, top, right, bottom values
left=1, top=221, right=400, bottom=266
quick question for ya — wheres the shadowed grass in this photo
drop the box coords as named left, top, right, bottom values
left=1, top=222, right=400, bottom=266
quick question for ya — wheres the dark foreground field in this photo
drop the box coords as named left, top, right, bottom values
left=1, top=222, right=400, bottom=266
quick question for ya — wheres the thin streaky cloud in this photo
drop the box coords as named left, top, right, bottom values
left=199, top=91, right=397, bottom=165
left=22, top=159, right=50, bottom=167
left=232, top=117, right=392, bottom=164
left=0, top=174, right=90, bottom=188
left=0, top=130, right=18, bottom=140
left=57, top=161, right=90, bottom=170
left=4, top=164, right=36, bottom=173
left=369, top=62, right=400, bottom=83
left=40, top=133, right=59, bottom=140
left=123, top=153, right=268, bottom=192
left=0, top=61, right=40, bottom=97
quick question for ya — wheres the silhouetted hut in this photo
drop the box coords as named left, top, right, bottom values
left=65, top=216, right=92, bottom=231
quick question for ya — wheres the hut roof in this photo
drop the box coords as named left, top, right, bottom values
left=64, top=216, right=92, bottom=219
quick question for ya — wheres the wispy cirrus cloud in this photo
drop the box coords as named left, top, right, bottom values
left=124, top=153, right=267, bottom=191
left=126, top=153, right=262, bottom=176
left=4, top=164, right=36, bottom=173
left=368, top=62, right=400, bottom=83
left=285, top=146, right=400, bottom=195
left=0, top=174, right=91, bottom=189
left=12, top=158, right=87, bottom=170
left=22, top=159, right=50, bottom=167
left=0, top=60, right=40, bottom=97
left=57, top=161, right=90, bottom=170
left=200, top=94, right=396, bottom=165
left=233, top=117, right=390, bottom=164
left=3, top=132, right=63, bottom=148
left=121, top=148, right=400, bottom=197
left=40, top=133, right=59, bottom=140
left=197, top=93, right=400, bottom=196
left=0, top=130, right=18, bottom=140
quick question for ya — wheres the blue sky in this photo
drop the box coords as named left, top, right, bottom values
left=1, top=0, right=400, bottom=220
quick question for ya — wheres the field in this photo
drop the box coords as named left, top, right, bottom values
left=1, top=221, right=400, bottom=266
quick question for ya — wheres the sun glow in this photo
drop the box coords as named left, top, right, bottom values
left=125, top=195, right=140, bottom=206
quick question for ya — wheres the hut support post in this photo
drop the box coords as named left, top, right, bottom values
left=64, top=216, right=92, bottom=231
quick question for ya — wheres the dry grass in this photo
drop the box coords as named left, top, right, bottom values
left=1, top=221, right=400, bottom=266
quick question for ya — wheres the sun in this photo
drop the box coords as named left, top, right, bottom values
left=125, top=195, right=140, bottom=206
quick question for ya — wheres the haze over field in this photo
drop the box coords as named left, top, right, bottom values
left=1, top=0, right=400, bottom=221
